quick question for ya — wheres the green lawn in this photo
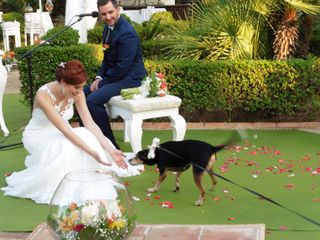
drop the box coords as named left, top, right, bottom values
left=1, top=94, right=320, bottom=240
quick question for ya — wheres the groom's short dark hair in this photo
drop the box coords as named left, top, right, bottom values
left=97, top=0, right=118, bottom=8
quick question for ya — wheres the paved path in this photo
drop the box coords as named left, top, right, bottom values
left=1, top=223, right=266, bottom=240
left=5, top=68, right=20, bottom=94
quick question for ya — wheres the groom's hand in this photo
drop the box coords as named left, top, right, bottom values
left=90, top=77, right=101, bottom=92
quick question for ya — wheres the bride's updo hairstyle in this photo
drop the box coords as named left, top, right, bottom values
left=55, top=60, right=88, bottom=85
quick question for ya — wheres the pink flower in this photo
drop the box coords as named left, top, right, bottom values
left=157, top=72, right=165, bottom=79
left=160, top=81, right=167, bottom=89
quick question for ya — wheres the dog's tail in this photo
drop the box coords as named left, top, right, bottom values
left=211, top=129, right=247, bottom=153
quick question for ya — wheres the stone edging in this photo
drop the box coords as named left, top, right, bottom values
left=110, top=122, right=320, bottom=130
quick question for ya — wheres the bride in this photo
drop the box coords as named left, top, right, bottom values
left=1, top=60, right=142, bottom=204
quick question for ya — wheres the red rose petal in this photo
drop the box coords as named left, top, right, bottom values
left=213, top=196, right=220, bottom=202
left=160, top=201, right=174, bottom=208
left=274, top=150, right=281, bottom=155
left=279, top=225, right=288, bottom=231
left=306, top=167, right=312, bottom=172
left=284, top=184, right=295, bottom=190
left=249, top=151, right=257, bottom=155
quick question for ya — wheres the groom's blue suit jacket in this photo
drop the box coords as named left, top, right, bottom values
left=97, top=16, right=146, bottom=82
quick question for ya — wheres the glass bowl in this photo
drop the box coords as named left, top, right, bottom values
left=47, top=169, right=136, bottom=240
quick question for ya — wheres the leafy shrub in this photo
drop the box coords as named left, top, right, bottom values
left=141, top=39, right=168, bottom=59
left=134, top=19, right=162, bottom=41
left=87, top=23, right=104, bottom=44
left=41, top=26, right=80, bottom=46
left=15, top=46, right=320, bottom=122
left=149, top=11, right=175, bottom=25
left=2, top=12, right=24, bottom=26
left=15, top=44, right=101, bottom=106
left=145, top=59, right=320, bottom=121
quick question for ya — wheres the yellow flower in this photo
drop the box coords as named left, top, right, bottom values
left=108, top=219, right=126, bottom=230
left=60, top=216, right=75, bottom=231
left=70, top=211, right=80, bottom=222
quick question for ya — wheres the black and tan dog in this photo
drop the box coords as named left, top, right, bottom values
left=129, top=139, right=229, bottom=206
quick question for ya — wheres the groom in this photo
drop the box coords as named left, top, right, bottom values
left=82, top=0, right=146, bottom=149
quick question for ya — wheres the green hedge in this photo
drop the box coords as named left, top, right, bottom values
left=15, top=44, right=101, bottom=106
left=41, top=26, right=80, bottom=46
left=145, top=59, right=320, bottom=121
left=15, top=44, right=320, bottom=121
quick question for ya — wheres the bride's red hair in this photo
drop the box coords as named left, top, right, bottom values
left=55, top=60, right=87, bottom=85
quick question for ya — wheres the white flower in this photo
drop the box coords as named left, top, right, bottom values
left=102, top=199, right=122, bottom=218
left=81, top=203, right=100, bottom=225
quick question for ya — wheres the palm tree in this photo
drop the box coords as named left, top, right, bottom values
left=164, top=0, right=320, bottom=60
left=273, top=7, right=299, bottom=59
left=272, top=0, right=320, bottom=59
left=165, top=0, right=264, bottom=60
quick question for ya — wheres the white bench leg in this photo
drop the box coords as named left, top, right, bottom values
left=169, top=114, right=186, bottom=141
left=124, top=119, right=134, bottom=143
left=128, top=118, right=143, bottom=153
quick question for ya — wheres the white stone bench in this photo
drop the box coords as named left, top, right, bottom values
left=106, top=95, right=186, bottom=153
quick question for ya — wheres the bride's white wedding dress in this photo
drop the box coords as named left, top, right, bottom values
left=1, top=85, right=143, bottom=204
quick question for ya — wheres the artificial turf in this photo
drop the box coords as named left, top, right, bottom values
left=0, top=94, right=320, bottom=240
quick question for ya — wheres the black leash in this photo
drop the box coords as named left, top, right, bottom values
left=0, top=142, right=23, bottom=150
left=157, top=146, right=320, bottom=228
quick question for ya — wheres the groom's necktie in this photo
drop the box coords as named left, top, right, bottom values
left=105, top=26, right=114, bottom=44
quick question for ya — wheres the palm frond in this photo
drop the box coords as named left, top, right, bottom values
left=285, top=0, right=320, bottom=14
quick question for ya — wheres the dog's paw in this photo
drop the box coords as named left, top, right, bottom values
left=146, top=187, right=159, bottom=193
left=209, top=185, right=216, bottom=191
left=172, top=186, right=180, bottom=192
left=194, top=198, right=205, bottom=206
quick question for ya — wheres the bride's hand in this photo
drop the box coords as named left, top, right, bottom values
left=91, top=150, right=112, bottom=166
left=111, top=149, right=128, bottom=169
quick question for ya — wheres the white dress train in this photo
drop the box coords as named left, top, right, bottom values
left=1, top=85, right=143, bottom=204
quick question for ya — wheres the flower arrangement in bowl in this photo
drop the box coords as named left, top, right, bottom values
left=47, top=169, right=137, bottom=240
